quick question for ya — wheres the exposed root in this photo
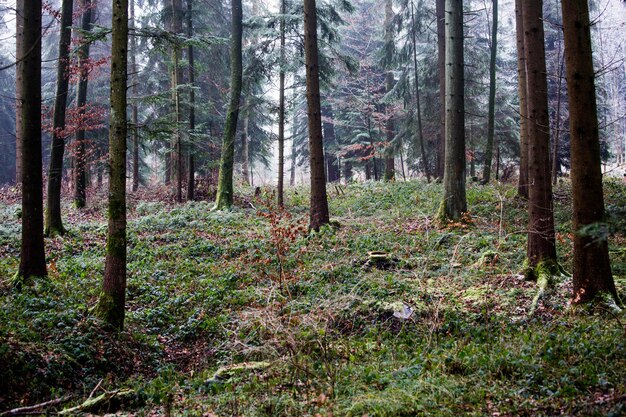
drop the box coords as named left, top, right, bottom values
left=525, top=259, right=560, bottom=318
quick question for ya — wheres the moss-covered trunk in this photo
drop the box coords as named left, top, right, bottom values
left=561, top=0, right=617, bottom=303
left=45, top=0, right=73, bottom=237
left=96, top=0, right=128, bottom=331
left=17, top=0, right=47, bottom=281
left=522, top=0, right=556, bottom=269
left=214, top=0, right=243, bottom=210
left=304, top=0, right=330, bottom=231
left=438, top=0, right=466, bottom=222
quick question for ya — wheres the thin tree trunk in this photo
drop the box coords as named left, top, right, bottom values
left=171, top=0, right=183, bottom=202
left=214, top=0, right=243, bottom=210
left=561, top=0, right=617, bottom=303
left=304, top=0, right=330, bottom=230
left=522, top=0, right=557, bottom=271
left=130, top=0, right=140, bottom=192
left=15, top=1, right=24, bottom=185
left=290, top=110, right=297, bottom=187
left=187, top=0, right=195, bottom=201
left=435, top=0, right=445, bottom=179
left=45, top=0, right=73, bottom=236
left=277, top=0, right=286, bottom=207
left=515, top=0, right=529, bottom=199
left=438, top=0, right=467, bottom=222
left=482, top=0, right=498, bottom=183
left=410, top=0, right=430, bottom=182
left=96, top=0, right=128, bottom=330
left=17, top=0, right=47, bottom=281
left=383, top=0, right=395, bottom=182
left=322, top=105, right=340, bottom=182
left=241, top=103, right=250, bottom=185
left=551, top=51, right=565, bottom=185
left=74, top=0, right=93, bottom=209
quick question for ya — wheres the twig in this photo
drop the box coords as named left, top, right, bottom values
left=0, top=396, right=71, bottom=417
left=88, top=378, right=104, bottom=399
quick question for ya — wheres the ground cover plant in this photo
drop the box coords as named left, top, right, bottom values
left=1, top=179, right=626, bottom=416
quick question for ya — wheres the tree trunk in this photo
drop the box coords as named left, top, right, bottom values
left=482, top=0, right=498, bottom=183
left=17, top=0, right=47, bottom=281
left=277, top=0, right=286, bottom=206
left=322, top=105, right=340, bottom=182
left=187, top=0, right=195, bottom=201
left=551, top=52, right=564, bottom=185
left=304, top=0, right=330, bottom=230
left=96, top=0, right=128, bottom=331
left=15, top=1, right=24, bottom=185
left=515, top=0, right=529, bottom=199
left=240, top=103, right=250, bottom=185
left=214, top=0, right=243, bottom=210
left=561, top=0, right=617, bottom=304
left=437, top=0, right=467, bottom=222
left=383, top=0, right=395, bottom=182
left=522, top=0, right=557, bottom=270
left=74, top=0, right=93, bottom=209
left=289, top=111, right=297, bottom=186
left=435, top=0, right=445, bottom=179
left=130, top=0, right=140, bottom=192
left=45, top=0, right=73, bottom=236
left=410, top=0, right=430, bottom=182
left=171, top=0, right=183, bottom=202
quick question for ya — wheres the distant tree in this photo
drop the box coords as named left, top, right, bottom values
left=74, top=0, right=94, bottom=209
left=561, top=0, right=618, bottom=305
left=435, top=0, right=445, bottom=179
left=16, top=0, right=47, bottom=282
left=95, top=0, right=128, bottom=330
left=382, top=0, right=395, bottom=182
left=437, top=0, right=467, bottom=222
left=481, top=0, right=497, bottom=183
left=130, top=0, right=140, bottom=192
left=214, top=0, right=243, bottom=210
left=186, top=0, right=196, bottom=201
left=304, top=0, right=330, bottom=230
left=277, top=0, right=286, bottom=206
left=171, top=0, right=184, bottom=203
left=514, top=0, right=528, bottom=199
left=14, top=1, right=23, bottom=186
left=45, top=0, right=74, bottom=237
left=522, top=0, right=557, bottom=278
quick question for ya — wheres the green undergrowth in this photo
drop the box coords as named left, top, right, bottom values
left=1, top=180, right=626, bottom=416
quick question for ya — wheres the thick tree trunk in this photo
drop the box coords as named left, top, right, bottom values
left=74, top=0, right=93, bottom=209
left=277, top=0, right=286, bottom=206
left=437, top=0, right=467, bottom=222
left=522, top=0, right=556, bottom=269
left=186, top=0, right=195, bottom=201
left=214, top=0, right=243, bottom=210
left=304, top=0, right=329, bottom=230
left=482, top=0, right=498, bottom=183
left=17, top=0, right=47, bottom=281
left=515, top=0, right=529, bottom=199
left=45, top=0, right=73, bottom=237
left=96, top=0, right=128, bottom=331
left=130, top=0, right=140, bottom=192
left=435, top=0, right=445, bottom=179
left=561, top=0, right=617, bottom=303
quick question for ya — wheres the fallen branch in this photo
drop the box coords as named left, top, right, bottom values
left=58, top=389, right=138, bottom=416
left=0, top=396, right=71, bottom=417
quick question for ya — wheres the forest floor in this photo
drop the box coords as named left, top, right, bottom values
left=1, top=179, right=626, bottom=416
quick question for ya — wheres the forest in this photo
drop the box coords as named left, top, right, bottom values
left=1, top=0, right=626, bottom=415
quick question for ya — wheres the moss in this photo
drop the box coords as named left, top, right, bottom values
left=94, top=291, right=124, bottom=331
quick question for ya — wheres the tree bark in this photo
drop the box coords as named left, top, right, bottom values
left=437, top=0, right=467, bottom=222
left=17, top=0, right=47, bottom=281
left=514, top=0, right=528, bottom=199
left=45, top=0, right=74, bottom=236
left=96, top=0, right=128, bottom=331
left=435, top=0, right=446, bottom=179
left=214, top=0, right=243, bottom=210
left=522, top=0, right=556, bottom=269
left=561, top=0, right=617, bottom=303
left=277, top=0, right=286, bottom=206
left=130, top=0, right=140, bottom=192
left=383, top=0, right=395, bottom=182
left=74, top=0, right=93, bottom=209
left=304, top=0, right=330, bottom=230
left=482, top=0, right=498, bottom=183
left=187, top=0, right=195, bottom=201
left=14, top=1, right=24, bottom=185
